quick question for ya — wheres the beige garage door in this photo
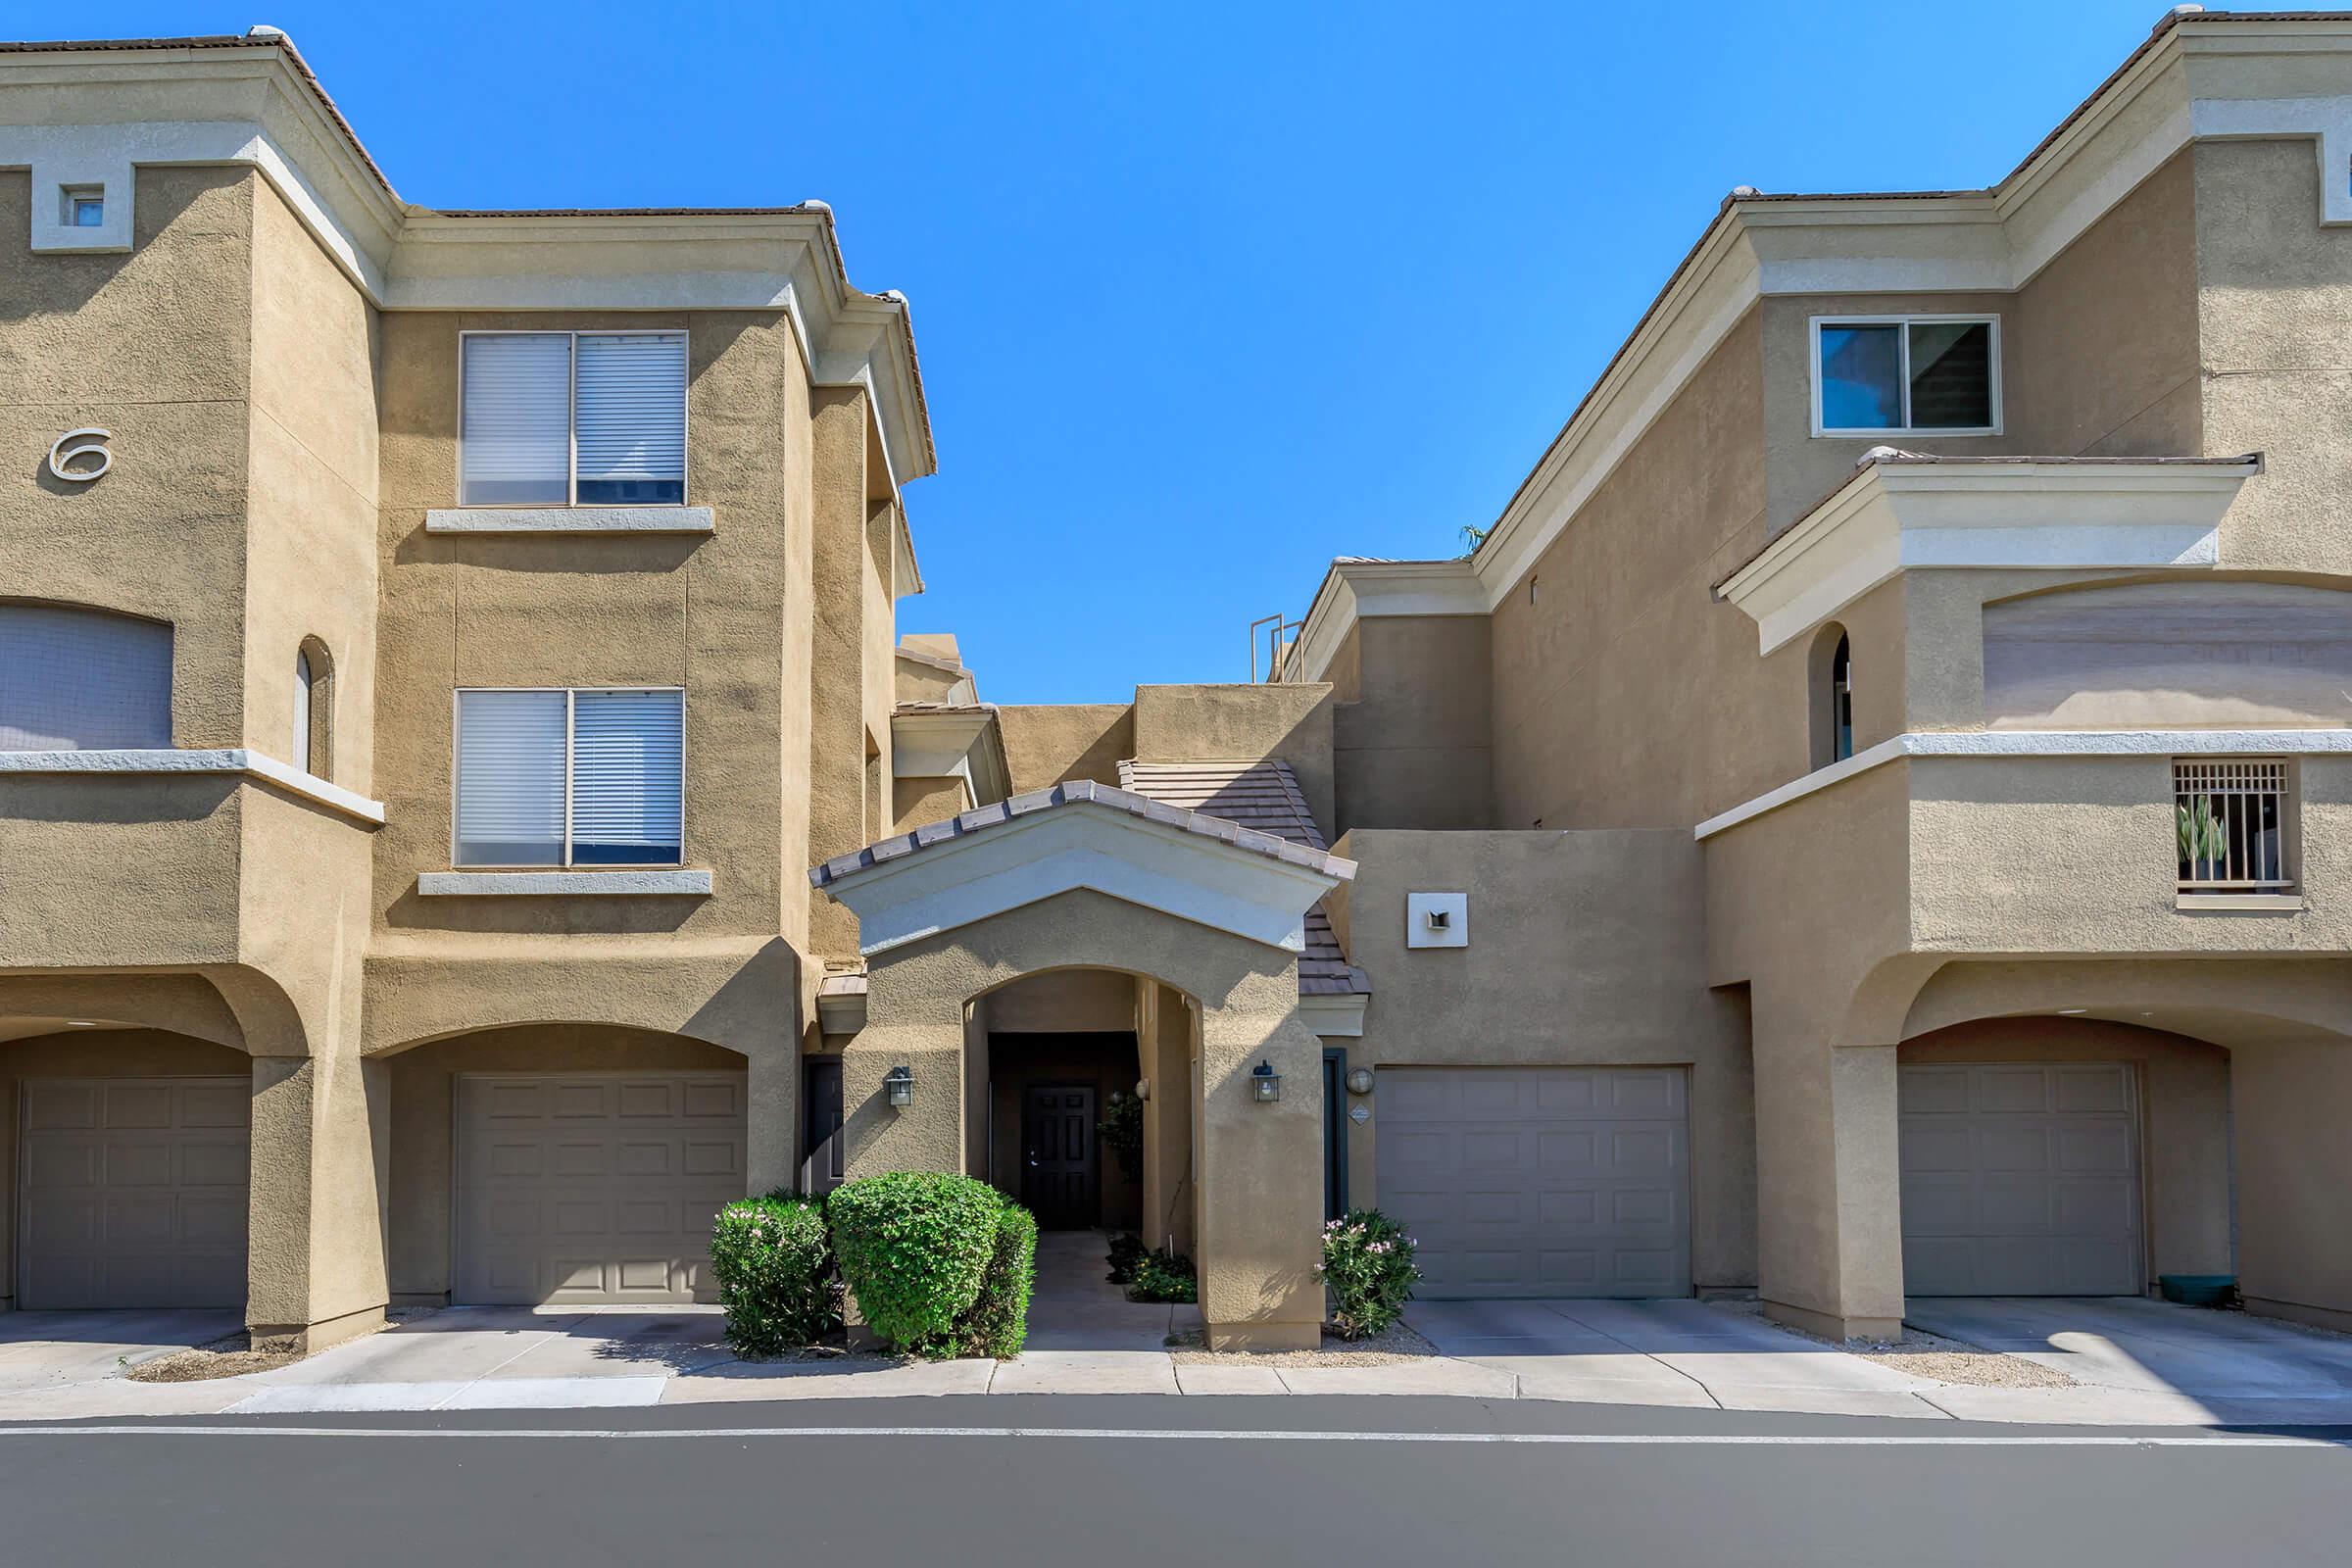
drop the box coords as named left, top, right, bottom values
left=454, top=1071, right=746, bottom=1305
left=18, top=1077, right=250, bottom=1310
left=1377, top=1066, right=1690, bottom=1298
left=1899, top=1062, right=2143, bottom=1297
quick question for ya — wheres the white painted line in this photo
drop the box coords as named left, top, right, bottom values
left=0, top=1424, right=2337, bottom=1447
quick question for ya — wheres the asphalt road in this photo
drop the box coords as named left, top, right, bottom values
left=3, top=1396, right=2347, bottom=1566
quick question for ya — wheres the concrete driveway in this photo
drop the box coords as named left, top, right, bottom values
left=0, top=1308, right=241, bottom=1396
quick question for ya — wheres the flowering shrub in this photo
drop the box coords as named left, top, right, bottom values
left=1125, top=1250, right=1197, bottom=1303
left=709, top=1192, right=839, bottom=1355
left=1318, top=1208, right=1420, bottom=1340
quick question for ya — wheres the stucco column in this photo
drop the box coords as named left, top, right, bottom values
left=246, top=1051, right=390, bottom=1353
left=1195, top=975, right=1325, bottom=1350
left=1750, top=982, right=1905, bottom=1341
left=746, top=1046, right=798, bottom=1197
left=839, top=1014, right=965, bottom=1181
left=1141, top=982, right=1195, bottom=1256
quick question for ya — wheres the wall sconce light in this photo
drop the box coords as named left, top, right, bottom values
left=1250, top=1059, right=1281, bottom=1102
left=1135, top=1077, right=1152, bottom=1102
left=884, top=1064, right=914, bottom=1108
left=1345, top=1067, right=1374, bottom=1096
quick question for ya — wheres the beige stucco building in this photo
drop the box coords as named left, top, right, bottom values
left=0, top=13, right=2346, bottom=1354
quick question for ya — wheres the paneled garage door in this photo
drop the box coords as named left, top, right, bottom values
left=18, top=1077, right=250, bottom=1309
left=454, top=1072, right=746, bottom=1305
left=1899, top=1062, right=2143, bottom=1297
left=1377, top=1066, right=1690, bottom=1298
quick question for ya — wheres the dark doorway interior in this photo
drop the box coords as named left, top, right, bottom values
left=802, top=1055, right=844, bottom=1194
left=1023, top=1084, right=1099, bottom=1228
left=988, top=1032, right=1142, bottom=1231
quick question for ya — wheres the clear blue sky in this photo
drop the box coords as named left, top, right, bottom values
left=74, top=1, right=2165, bottom=701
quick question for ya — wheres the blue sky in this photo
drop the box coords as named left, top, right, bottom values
left=75, top=1, right=2165, bottom=701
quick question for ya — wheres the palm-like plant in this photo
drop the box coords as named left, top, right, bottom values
left=2178, top=793, right=2228, bottom=876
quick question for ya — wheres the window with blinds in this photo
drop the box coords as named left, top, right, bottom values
left=0, top=604, right=172, bottom=751
left=458, top=331, right=687, bottom=507
left=453, top=689, right=683, bottom=867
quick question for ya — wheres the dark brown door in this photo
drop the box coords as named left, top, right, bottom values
left=802, top=1057, right=844, bottom=1193
left=1023, top=1085, right=1098, bottom=1229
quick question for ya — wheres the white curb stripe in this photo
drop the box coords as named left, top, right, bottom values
left=0, top=1424, right=2338, bottom=1447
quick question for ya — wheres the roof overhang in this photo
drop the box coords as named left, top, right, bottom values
left=1715, top=454, right=2263, bottom=655
left=891, top=704, right=1010, bottom=808
left=811, top=783, right=1353, bottom=958
left=0, top=35, right=935, bottom=479
left=1286, top=559, right=1484, bottom=683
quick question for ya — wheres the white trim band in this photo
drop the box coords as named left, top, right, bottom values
left=417, top=869, right=713, bottom=896
left=0, top=748, right=384, bottom=824
left=425, top=507, right=714, bottom=535
left=1694, top=729, right=2352, bottom=840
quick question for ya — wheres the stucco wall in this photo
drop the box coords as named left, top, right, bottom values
left=1132, top=683, right=1337, bottom=843
left=1330, top=615, right=1493, bottom=834
left=2233, top=1034, right=2352, bottom=1330
left=1332, top=828, right=1756, bottom=1290
left=997, top=704, right=1133, bottom=794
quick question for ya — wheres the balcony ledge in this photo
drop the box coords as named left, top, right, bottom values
left=417, top=870, right=712, bottom=896
left=0, top=749, right=384, bottom=825
left=1715, top=454, right=2264, bottom=654
left=424, top=506, right=713, bottom=535
left=1694, top=728, right=2352, bottom=840
left=2176, top=893, right=2304, bottom=912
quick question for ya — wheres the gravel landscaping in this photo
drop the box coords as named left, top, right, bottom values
left=1706, top=1298, right=2073, bottom=1389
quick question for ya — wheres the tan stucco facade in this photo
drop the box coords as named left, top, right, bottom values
left=5, top=15, right=2351, bottom=1353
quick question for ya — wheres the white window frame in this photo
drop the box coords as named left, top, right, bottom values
left=1809, top=314, right=2002, bottom=438
left=455, top=330, right=691, bottom=508
left=449, top=685, right=687, bottom=869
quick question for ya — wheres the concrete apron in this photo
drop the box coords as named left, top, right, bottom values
left=5, top=1294, right=2351, bottom=1425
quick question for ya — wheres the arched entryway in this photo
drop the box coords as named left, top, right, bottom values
left=380, top=1022, right=749, bottom=1306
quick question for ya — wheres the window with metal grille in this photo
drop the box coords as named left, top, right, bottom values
left=2174, top=759, right=2292, bottom=893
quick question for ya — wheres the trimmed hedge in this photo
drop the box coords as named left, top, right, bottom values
left=943, top=1200, right=1039, bottom=1359
left=826, top=1171, right=1004, bottom=1354
left=709, top=1192, right=840, bottom=1355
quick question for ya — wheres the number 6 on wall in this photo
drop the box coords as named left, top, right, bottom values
left=48, top=427, right=113, bottom=482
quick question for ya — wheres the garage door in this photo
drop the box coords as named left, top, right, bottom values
left=18, top=1077, right=249, bottom=1310
left=454, top=1071, right=746, bottom=1305
left=1899, top=1062, right=2142, bottom=1297
left=1377, top=1066, right=1690, bottom=1298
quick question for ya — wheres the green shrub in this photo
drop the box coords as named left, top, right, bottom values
left=1319, top=1209, right=1421, bottom=1340
left=1127, top=1250, right=1196, bottom=1303
left=709, top=1192, right=840, bottom=1355
left=1104, top=1231, right=1147, bottom=1285
left=826, top=1171, right=1003, bottom=1353
left=940, top=1200, right=1038, bottom=1358
left=1097, top=1094, right=1144, bottom=1182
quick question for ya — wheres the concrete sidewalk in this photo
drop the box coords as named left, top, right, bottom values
left=5, top=1256, right=2350, bottom=1426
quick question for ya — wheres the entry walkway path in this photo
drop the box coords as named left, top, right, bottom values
left=4, top=1274, right=2350, bottom=1426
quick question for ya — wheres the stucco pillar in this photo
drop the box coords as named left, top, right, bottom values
left=839, top=1014, right=965, bottom=1181
left=747, top=1046, right=797, bottom=1197
left=245, top=1051, right=389, bottom=1352
left=1141, top=983, right=1195, bottom=1256
left=2232, top=1035, right=2352, bottom=1332
left=805, top=386, right=875, bottom=958
left=1750, top=983, right=1905, bottom=1341
left=1195, top=977, right=1324, bottom=1350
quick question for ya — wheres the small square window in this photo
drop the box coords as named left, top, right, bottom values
left=62, top=187, right=104, bottom=228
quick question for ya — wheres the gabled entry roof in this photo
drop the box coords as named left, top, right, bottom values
left=809, top=780, right=1354, bottom=957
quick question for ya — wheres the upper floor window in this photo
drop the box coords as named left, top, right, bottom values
left=2175, top=759, right=2293, bottom=896
left=1812, top=316, right=1998, bottom=436
left=293, top=638, right=332, bottom=779
left=459, top=331, right=687, bottom=507
left=1808, top=622, right=1854, bottom=770
left=0, top=604, right=171, bottom=751
left=453, top=687, right=683, bottom=867
left=64, top=187, right=103, bottom=228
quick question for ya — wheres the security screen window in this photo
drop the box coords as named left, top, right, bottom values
left=1816, top=318, right=1995, bottom=433
left=453, top=688, right=684, bottom=866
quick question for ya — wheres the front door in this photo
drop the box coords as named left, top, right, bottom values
left=802, top=1056, right=844, bottom=1194
left=1022, top=1085, right=1098, bottom=1228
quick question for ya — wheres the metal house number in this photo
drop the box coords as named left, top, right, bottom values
left=48, top=427, right=112, bottom=482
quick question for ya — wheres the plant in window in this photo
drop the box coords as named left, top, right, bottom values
left=2178, top=793, right=2227, bottom=881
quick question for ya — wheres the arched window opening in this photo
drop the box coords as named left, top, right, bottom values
left=294, top=637, right=333, bottom=780
left=1808, top=622, right=1853, bottom=772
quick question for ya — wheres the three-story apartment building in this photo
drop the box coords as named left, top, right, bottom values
left=0, top=11, right=2345, bottom=1355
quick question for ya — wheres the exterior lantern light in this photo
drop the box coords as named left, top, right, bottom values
left=1345, top=1066, right=1374, bottom=1096
left=1250, top=1058, right=1281, bottom=1102
left=884, top=1064, right=914, bottom=1108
